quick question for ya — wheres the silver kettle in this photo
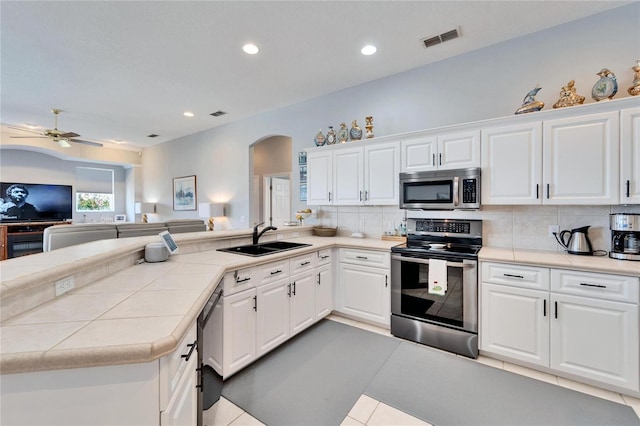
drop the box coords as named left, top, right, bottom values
left=555, top=225, right=593, bottom=255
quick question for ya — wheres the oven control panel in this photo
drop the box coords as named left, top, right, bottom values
left=415, top=220, right=470, bottom=234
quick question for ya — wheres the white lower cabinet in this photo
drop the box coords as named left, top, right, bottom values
left=315, top=248, right=333, bottom=319
left=481, top=283, right=549, bottom=366
left=480, top=262, right=640, bottom=394
left=337, top=248, right=390, bottom=327
left=211, top=250, right=333, bottom=378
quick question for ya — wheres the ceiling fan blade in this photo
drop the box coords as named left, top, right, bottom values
left=10, top=135, right=47, bottom=138
left=60, top=132, right=80, bottom=138
left=70, top=139, right=103, bottom=147
left=7, top=126, right=42, bottom=134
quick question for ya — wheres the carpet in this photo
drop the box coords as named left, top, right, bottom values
left=222, top=319, right=639, bottom=426
left=365, top=341, right=640, bottom=426
left=221, top=319, right=400, bottom=426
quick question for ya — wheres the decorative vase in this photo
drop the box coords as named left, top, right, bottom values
left=365, top=116, right=374, bottom=138
left=628, top=60, right=640, bottom=96
left=591, top=68, right=617, bottom=101
left=326, top=126, right=337, bottom=145
left=337, top=122, right=349, bottom=143
left=314, top=129, right=326, bottom=146
left=349, top=120, right=362, bottom=141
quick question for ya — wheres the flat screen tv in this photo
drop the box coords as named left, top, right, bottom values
left=0, top=182, right=73, bottom=223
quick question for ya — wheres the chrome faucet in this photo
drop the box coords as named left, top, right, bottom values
left=253, top=222, right=278, bottom=245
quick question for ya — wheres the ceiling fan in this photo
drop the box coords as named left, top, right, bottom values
left=9, top=109, right=103, bottom=148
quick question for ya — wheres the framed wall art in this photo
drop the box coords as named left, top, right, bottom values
left=173, top=175, right=197, bottom=211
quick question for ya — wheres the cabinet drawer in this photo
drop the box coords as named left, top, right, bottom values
left=159, top=323, right=197, bottom=411
left=551, top=269, right=639, bottom=303
left=317, top=249, right=332, bottom=266
left=290, top=253, right=316, bottom=275
left=257, top=259, right=290, bottom=285
left=223, top=267, right=256, bottom=296
left=339, top=248, right=390, bottom=269
left=481, top=262, right=549, bottom=290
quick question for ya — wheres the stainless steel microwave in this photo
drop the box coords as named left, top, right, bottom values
left=399, top=168, right=481, bottom=210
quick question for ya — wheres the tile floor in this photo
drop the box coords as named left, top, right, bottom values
left=203, top=314, right=640, bottom=426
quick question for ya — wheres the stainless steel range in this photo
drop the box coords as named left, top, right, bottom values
left=391, top=218, right=482, bottom=358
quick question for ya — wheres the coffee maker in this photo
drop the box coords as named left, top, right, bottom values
left=610, top=213, right=640, bottom=261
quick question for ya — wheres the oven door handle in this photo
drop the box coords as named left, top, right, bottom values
left=391, top=254, right=470, bottom=268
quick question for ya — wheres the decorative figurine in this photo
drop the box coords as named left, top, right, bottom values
left=337, top=122, right=349, bottom=143
left=365, top=116, right=374, bottom=139
left=515, top=85, right=544, bottom=114
left=553, top=80, right=585, bottom=109
left=349, top=120, right=362, bottom=141
left=591, top=68, right=618, bottom=101
left=628, top=60, right=640, bottom=96
left=314, top=129, right=326, bottom=146
left=326, top=126, right=337, bottom=145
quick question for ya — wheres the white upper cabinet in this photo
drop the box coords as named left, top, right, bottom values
left=401, top=130, right=480, bottom=172
left=364, top=142, right=400, bottom=205
left=307, top=150, right=333, bottom=205
left=333, top=147, right=364, bottom=205
left=543, top=111, right=619, bottom=204
left=307, top=141, right=400, bottom=206
left=482, top=122, right=543, bottom=204
left=621, top=107, right=640, bottom=204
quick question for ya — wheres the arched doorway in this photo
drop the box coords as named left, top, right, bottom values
left=250, top=135, right=292, bottom=226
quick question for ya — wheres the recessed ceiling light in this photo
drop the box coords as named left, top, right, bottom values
left=184, top=111, right=194, bottom=117
left=243, top=43, right=259, bottom=55
left=361, top=45, right=377, bottom=55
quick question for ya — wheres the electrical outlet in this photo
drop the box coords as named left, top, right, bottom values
left=55, top=276, right=74, bottom=296
left=548, top=225, right=559, bottom=238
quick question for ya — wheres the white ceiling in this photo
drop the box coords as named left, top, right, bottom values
left=0, top=1, right=630, bottom=150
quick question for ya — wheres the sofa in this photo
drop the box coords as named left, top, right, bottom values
left=43, top=219, right=205, bottom=251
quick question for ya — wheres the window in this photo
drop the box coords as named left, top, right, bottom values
left=75, top=167, right=114, bottom=212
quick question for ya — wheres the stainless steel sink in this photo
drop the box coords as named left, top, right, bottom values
left=218, top=241, right=310, bottom=257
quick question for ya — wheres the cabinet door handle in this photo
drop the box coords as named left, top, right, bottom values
left=579, top=282, right=607, bottom=289
left=359, top=191, right=363, bottom=201
left=292, top=281, right=296, bottom=296
left=543, top=299, right=547, bottom=317
left=300, top=261, right=311, bottom=266
left=439, top=153, right=442, bottom=166
left=536, top=184, right=539, bottom=199
left=236, top=277, right=250, bottom=283
left=181, top=341, right=197, bottom=362
left=554, top=301, right=558, bottom=319
left=365, top=190, right=368, bottom=201
left=288, top=283, right=292, bottom=297
left=328, top=192, right=332, bottom=202
left=432, top=153, right=436, bottom=166
left=253, top=296, right=257, bottom=311
left=270, top=269, right=282, bottom=275
left=356, top=255, right=368, bottom=260
left=546, top=183, right=550, bottom=199
left=503, top=273, right=524, bottom=279
left=626, top=180, right=630, bottom=198
left=385, top=275, right=388, bottom=288
left=320, top=255, right=330, bottom=260
left=317, top=272, right=321, bottom=285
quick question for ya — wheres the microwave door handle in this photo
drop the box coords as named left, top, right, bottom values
left=391, top=254, right=468, bottom=268
left=453, top=177, right=460, bottom=206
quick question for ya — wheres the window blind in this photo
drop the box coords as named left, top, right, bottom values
left=76, top=167, right=113, bottom=194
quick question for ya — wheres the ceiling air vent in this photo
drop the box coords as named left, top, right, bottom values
left=421, top=27, right=460, bottom=49
left=210, top=111, right=227, bottom=117
left=147, top=134, right=159, bottom=138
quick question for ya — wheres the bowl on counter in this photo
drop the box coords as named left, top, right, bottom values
left=313, top=226, right=337, bottom=237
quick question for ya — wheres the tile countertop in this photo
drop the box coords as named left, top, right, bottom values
left=479, top=247, right=640, bottom=276
left=0, top=234, right=399, bottom=375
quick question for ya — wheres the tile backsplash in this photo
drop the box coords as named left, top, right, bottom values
left=315, top=204, right=640, bottom=253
